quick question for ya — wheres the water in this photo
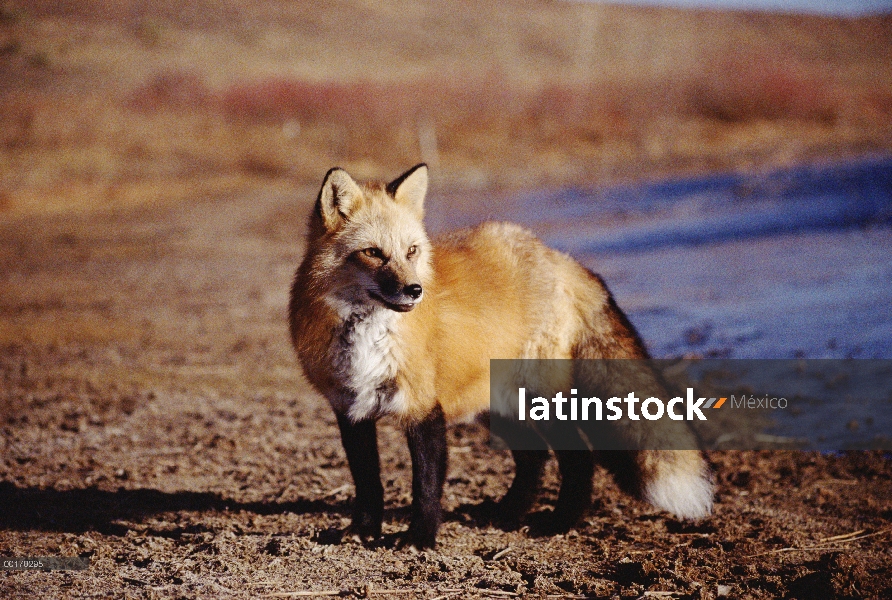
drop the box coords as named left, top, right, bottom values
left=431, top=156, right=892, bottom=359
left=602, top=0, right=892, bottom=18
left=557, top=157, right=892, bottom=359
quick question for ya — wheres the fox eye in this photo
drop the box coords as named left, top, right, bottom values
left=362, top=247, right=385, bottom=260
left=407, top=245, right=418, bottom=258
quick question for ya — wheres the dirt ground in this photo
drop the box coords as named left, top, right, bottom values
left=2, top=1, right=892, bottom=597
left=1, top=186, right=890, bottom=599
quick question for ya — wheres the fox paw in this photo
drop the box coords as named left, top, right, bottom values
left=487, top=498, right=527, bottom=531
left=402, top=523, right=438, bottom=550
left=348, top=512, right=382, bottom=541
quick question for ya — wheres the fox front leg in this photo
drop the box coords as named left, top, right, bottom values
left=405, top=405, right=448, bottom=549
left=335, top=413, right=384, bottom=539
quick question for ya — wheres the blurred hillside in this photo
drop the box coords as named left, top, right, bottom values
left=1, top=0, right=891, bottom=215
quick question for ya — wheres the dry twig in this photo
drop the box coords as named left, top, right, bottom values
left=262, top=592, right=343, bottom=598
left=746, top=528, right=890, bottom=558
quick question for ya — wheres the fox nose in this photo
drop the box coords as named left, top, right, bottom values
left=404, top=284, right=423, bottom=300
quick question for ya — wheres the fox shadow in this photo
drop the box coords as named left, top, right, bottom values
left=1, top=480, right=655, bottom=543
left=0, top=480, right=351, bottom=537
left=0, top=480, right=484, bottom=543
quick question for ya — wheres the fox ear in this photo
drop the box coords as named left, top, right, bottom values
left=386, top=164, right=428, bottom=216
left=316, top=167, right=363, bottom=231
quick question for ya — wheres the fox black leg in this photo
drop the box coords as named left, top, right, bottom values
left=496, top=448, right=548, bottom=527
left=487, top=414, right=550, bottom=525
left=539, top=421, right=594, bottom=532
left=336, top=413, right=384, bottom=539
left=405, top=405, right=448, bottom=549
left=551, top=449, right=595, bottom=532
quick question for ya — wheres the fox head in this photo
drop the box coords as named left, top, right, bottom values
left=305, top=164, right=433, bottom=315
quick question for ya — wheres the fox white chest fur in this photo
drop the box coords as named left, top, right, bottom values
left=328, top=305, right=407, bottom=421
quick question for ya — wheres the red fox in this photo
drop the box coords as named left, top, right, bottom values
left=289, top=164, right=713, bottom=549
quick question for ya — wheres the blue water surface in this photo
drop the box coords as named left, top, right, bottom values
left=433, top=156, right=892, bottom=359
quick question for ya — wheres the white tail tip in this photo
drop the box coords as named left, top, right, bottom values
left=643, top=467, right=714, bottom=520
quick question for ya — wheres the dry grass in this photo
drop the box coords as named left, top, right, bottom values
left=1, top=0, right=891, bottom=216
